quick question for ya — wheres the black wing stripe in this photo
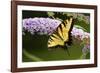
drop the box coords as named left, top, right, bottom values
left=62, top=20, right=67, bottom=27
left=56, top=25, right=64, bottom=41
left=51, top=34, right=59, bottom=39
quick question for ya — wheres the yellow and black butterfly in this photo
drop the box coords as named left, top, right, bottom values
left=48, top=17, right=74, bottom=55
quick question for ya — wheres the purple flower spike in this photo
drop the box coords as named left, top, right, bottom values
left=22, top=18, right=61, bottom=35
left=71, top=27, right=90, bottom=40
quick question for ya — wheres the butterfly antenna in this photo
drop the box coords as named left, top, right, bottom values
left=66, top=48, right=70, bottom=56
left=64, top=47, right=70, bottom=56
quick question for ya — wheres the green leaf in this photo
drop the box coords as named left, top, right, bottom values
left=23, top=49, right=43, bottom=61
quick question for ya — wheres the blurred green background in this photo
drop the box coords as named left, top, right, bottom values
left=22, top=10, right=90, bottom=62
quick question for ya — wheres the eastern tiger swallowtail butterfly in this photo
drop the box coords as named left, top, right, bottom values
left=48, top=17, right=74, bottom=55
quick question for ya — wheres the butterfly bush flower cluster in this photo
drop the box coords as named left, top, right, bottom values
left=22, top=18, right=61, bottom=35
left=71, top=27, right=90, bottom=55
left=71, top=27, right=90, bottom=40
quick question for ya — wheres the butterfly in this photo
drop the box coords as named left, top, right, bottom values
left=48, top=17, right=74, bottom=55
